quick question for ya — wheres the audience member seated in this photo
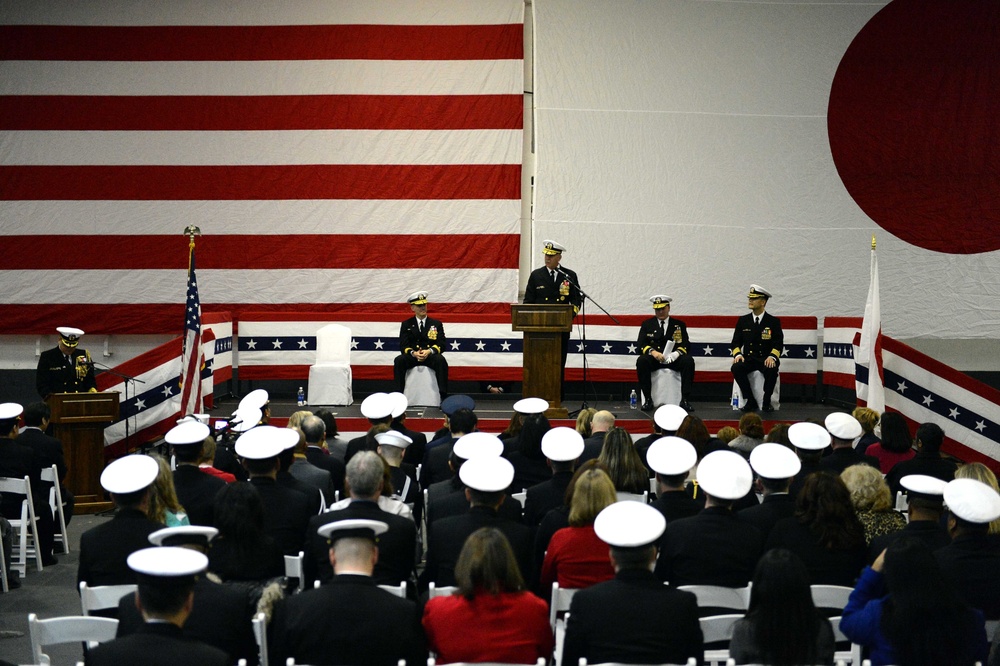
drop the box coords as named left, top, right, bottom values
left=506, top=411, right=553, bottom=493
left=580, top=410, right=615, bottom=464
left=841, top=463, right=906, bottom=545
left=168, top=421, right=226, bottom=527
left=954, top=462, right=1000, bottom=535
left=728, top=412, right=765, bottom=456
left=422, top=399, right=477, bottom=489
left=312, top=408, right=347, bottom=464
left=500, top=396, right=545, bottom=457
left=388, top=391, right=428, bottom=467
left=533, top=460, right=608, bottom=575
left=868, top=474, right=950, bottom=562
left=715, top=425, right=739, bottom=446
left=842, top=538, right=989, bottom=666
left=17, top=401, right=74, bottom=523
left=522, top=426, right=584, bottom=528
left=787, top=422, right=831, bottom=500
left=197, top=436, right=236, bottom=483
left=598, top=426, right=649, bottom=495
left=766, top=471, right=866, bottom=586
left=540, top=466, right=617, bottom=590
left=864, top=411, right=915, bottom=475
left=647, top=437, right=702, bottom=523
left=819, top=412, right=879, bottom=475
left=423, top=527, right=552, bottom=664
left=729, top=548, right=835, bottom=666
left=763, top=422, right=792, bottom=447
left=208, top=481, right=284, bottom=583
left=884, top=422, right=957, bottom=498
left=288, top=420, right=337, bottom=503
left=676, top=413, right=728, bottom=466
left=655, top=450, right=764, bottom=587
left=563, top=502, right=703, bottom=666
left=740, top=443, right=802, bottom=541
left=852, top=406, right=881, bottom=454
left=344, top=393, right=394, bottom=465
left=148, top=453, right=191, bottom=527
left=574, top=407, right=597, bottom=439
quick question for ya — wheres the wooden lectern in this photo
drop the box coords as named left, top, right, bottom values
left=511, top=304, right=574, bottom=418
left=47, top=392, right=119, bottom=514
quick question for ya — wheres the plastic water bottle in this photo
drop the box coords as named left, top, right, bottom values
left=629, top=389, right=637, bottom=410
left=297, top=386, right=306, bottom=407
left=732, top=390, right=740, bottom=410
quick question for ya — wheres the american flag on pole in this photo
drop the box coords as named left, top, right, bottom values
left=179, top=237, right=202, bottom=416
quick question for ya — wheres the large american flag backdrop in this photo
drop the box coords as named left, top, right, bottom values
left=0, top=1, right=523, bottom=334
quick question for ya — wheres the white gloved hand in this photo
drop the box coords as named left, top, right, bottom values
left=666, top=351, right=681, bottom=364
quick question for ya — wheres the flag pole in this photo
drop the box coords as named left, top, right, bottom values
left=180, top=225, right=203, bottom=417
left=859, top=233, right=885, bottom=413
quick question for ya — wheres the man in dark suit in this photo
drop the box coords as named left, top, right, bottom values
left=730, top=284, right=783, bottom=413
left=301, top=414, right=345, bottom=495
left=420, top=456, right=532, bottom=590
left=78, top=455, right=164, bottom=588
left=819, top=412, right=880, bottom=474
left=16, top=402, right=74, bottom=523
left=35, top=326, right=97, bottom=398
left=270, top=518, right=426, bottom=666
left=580, top=410, right=614, bottom=464
left=788, top=421, right=831, bottom=500
left=422, top=403, right=477, bottom=489
left=655, top=450, right=764, bottom=587
left=235, top=426, right=313, bottom=556
left=635, top=295, right=696, bottom=411
left=740, top=443, right=801, bottom=541
left=166, top=420, right=227, bottom=527
left=345, top=392, right=395, bottom=464
left=884, top=422, right=958, bottom=498
left=563, top=501, right=703, bottom=666
left=88, top=546, right=229, bottom=666
left=522, top=239, right=582, bottom=387
left=304, top=451, right=416, bottom=588
left=523, top=426, right=584, bottom=527
left=868, top=474, right=950, bottom=563
left=116, top=526, right=256, bottom=665
left=393, top=291, right=448, bottom=398
left=647, top=436, right=703, bottom=523
left=290, top=416, right=338, bottom=505
left=388, top=392, right=428, bottom=467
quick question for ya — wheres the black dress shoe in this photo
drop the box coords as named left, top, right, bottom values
left=762, top=402, right=775, bottom=413
left=680, top=400, right=694, bottom=412
left=4, top=571, right=21, bottom=590
left=641, top=400, right=654, bottom=411
left=42, top=554, right=58, bottom=567
left=741, top=399, right=759, bottom=413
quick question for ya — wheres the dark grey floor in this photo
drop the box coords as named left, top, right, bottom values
left=1, top=513, right=107, bottom=665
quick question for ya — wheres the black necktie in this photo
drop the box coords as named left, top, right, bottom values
left=551, top=270, right=558, bottom=284
left=659, top=320, right=665, bottom=335
left=755, top=316, right=761, bottom=326
left=418, top=320, right=423, bottom=334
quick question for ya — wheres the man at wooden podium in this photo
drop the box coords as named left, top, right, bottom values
left=36, top=326, right=97, bottom=399
left=523, top=240, right=582, bottom=389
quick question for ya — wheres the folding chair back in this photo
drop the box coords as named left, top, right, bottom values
left=699, top=613, right=743, bottom=666
left=253, top=611, right=269, bottom=666
left=79, top=581, right=137, bottom=616
left=284, top=551, right=305, bottom=593
left=676, top=584, right=751, bottom=614
left=0, top=475, right=43, bottom=574
left=41, top=464, right=70, bottom=554
left=378, top=581, right=408, bottom=598
left=28, top=612, right=118, bottom=664
left=427, top=582, right=458, bottom=598
left=810, top=584, right=853, bottom=615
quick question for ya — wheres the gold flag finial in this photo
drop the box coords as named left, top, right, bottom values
left=871, top=234, right=876, bottom=251
left=184, top=225, right=201, bottom=250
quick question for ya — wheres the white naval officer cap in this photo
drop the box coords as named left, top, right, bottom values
left=238, top=388, right=269, bottom=411
left=148, top=525, right=219, bottom=548
left=542, top=240, right=567, bottom=255
left=56, top=327, right=85, bottom=346
left=900, top=474, right=948, bottom=504
left=452, top=432, right=504, bottom=461
left=459, top=455, right=515, bottom=492
left=128, top=546, right=208, bottom=582
left=646, top=436, right=697, bottom=476
left=406, top=291, right=429, bottom=305
left=541, top=427, right=585, bottom=462
left=944, top=478, right=1000, bottom=524
left=360, top=392, right=394, bottom=420
left=235, top=425, right=298, bottom=459
left=387, top=392, right=409, bottom=419
left=654, top=404, right=688, bottom=432
left=594, top=501, right=666, bottom=548
left=696, top=450, right=753, bottom=500
left=748, top=284, right=772, bottom=299
left=318, top=518, right=389, bottom=543
left=374, top=430, right=412, bottom=450
left=0, top=402, right=23, bottom=420
left=230, top=406, right=262, bottom=433
left=649, top=295, right=672, bottom=309
left=101, top=454, right=159, bottom=494
left=788, top=422, right=831, bottom=450
left=513, top=397, right=549, bottom=415
left=164, top=420, right=210, bottom=446
left=749, top=443, right=802, bottom=480
left=825, top=412, right=863, bottom=440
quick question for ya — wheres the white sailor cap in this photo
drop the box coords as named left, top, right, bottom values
left=360, top=392, right=394, bottom=420
left=654, top=404, right=688, bottom=432
left=944, top=478, right=1000, bottom=524
left=825, top=412, right=863, bottom=440
left=387, top=392, right=409, bottom=419
left=594, top=501, right=666, bottom=548
left=128, top=546, right=207, bottom=579
left=165, top=421, right=210, bottom=447
left=900, top=474, right=948, bottom=502
left=317, top=518, right=389, bottom=543
left=452, top=432, right=504, bottom=460
left=230, top=406, right=262, bottom=433
left=649, top=295, right=672, bottom=309
left=542, top=239, right=567, bottom=255
left=646, top=436, right=697, bottom=476
left=238, top=388, right=269, bottom=411
left=696, top=450, right=753, bottom=500
left=101, top=455, right=159, bottom=494
left=148, top=525, right=219, bottom=548
left=407, top=291, right=429, bottom=305
left=56, top=327, right=85, bottom=346
left=748, top=284, right=772, bottom=299
left=513, top=397, right=549, bottom=415
left=235, top=425, right=298, bottom=459
left=541, top=427, right=585, bottom=462
left=459, top=455, right=515, bottom=492
left=788, top=422, right=832, bottom=450
left=375, top=430, right=412, bottom=450
left=0, top=402, right=23, bottom=420
left=749, top=443, right=802, bottom=479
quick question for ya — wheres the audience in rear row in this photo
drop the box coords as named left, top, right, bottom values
left=5, top=390, right=1000, bottom=666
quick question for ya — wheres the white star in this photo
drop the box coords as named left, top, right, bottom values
left=374, top=339, right=384, bottom=350
left=297, top=338, right=309, bottom=349
left=949, top=407, right=960, bottom=419
left=577, top=343, right=585, bottom=352
left=450, top=340, right=461, bottom=351
left=134, top=398, right=146, bottom=411
left=475, top=340, right=486, bottom=351
left=627, top=344, right=637, bottom=354
left=781, top=347, right=789, bottom=357
left=272, top=339, right=283, bottom=349
left=161, top=385, right=173, bottom=398
left=804, top=347, right=815, bottom=358
left=922, top=394, right=934, bottom=406
left=975, top=420, right=987, bottom=432
left=351, top=339, right=359, bottom=349
left=246, top=339, right=257, bottom=349
left=703, top=345, right=714, bottom=356
left=896, top=381, right=908, bottom=393
left=602, top=342, right=612, bottom=353
left=500, top=341, right=511, bottom=351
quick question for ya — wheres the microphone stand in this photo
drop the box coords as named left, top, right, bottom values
left=556, top=267, right=620, bottom=417
left=91, top=362, right=145, bottom=454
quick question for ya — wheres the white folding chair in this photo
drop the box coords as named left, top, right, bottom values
left=699, top=613, right=743, bottom=666
left=829, top=615, right=863, bottom=665
left=0, top=475, right=44, bottom=574
left=549, top=583, right=579, bottom=666
left=810, top=584, right=853, bottom=615
left=79, top=581, right=137, bottom=616
left=378, top=581, right=408, bottom=598
left=616, top=491, right=649, bottom=504
left=253, top=611, right=269, bottom=666
left=427, top=582, right=458, bottom=598
left=676, top=585, right=751, bottom=613
left=28, top=613, right=118, bottom=665
left=512, top=490, right=528, bottom=509
left=41, top=464, right=70, bottom=554
left=317, top=489, right=327, bottom=514
left=0, top=534, right=7, bottom=592
left=284, top=551, right=305, bottom=593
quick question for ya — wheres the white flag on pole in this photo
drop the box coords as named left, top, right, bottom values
left=858, top=236, right=885, bottom=413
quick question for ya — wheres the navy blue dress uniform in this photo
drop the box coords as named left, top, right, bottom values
left=635, top=295, right=696, bottom=410
left=522, top=240, right=581, bottom=378
left=35, top=327, right=97, bottom=398
left=172, top=465, right=226, bottom=527
left=393, top=291, right=449, bottom=396
left=89, top=621, right=229, bottom=666
left=522, top=470, right=573, bottom=527
left=730, top=285, right=783, bottom=411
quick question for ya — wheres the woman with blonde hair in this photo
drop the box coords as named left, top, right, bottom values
left=286, top=409, right=313, bottom=430
left=540, top=467, right=618, bottom=590
left=423, top=527, right=553, bottom=664
left=147, top=453, right=190, bottom=527
left=852, top=407, right=881, bottom=454
left=598, top=426, right=649, bottom=495
left=841, top=463, right=905, bottom=544
left=575, top=407, right=597, bottom=437
left=955, top=462, right=1000, bottom=534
